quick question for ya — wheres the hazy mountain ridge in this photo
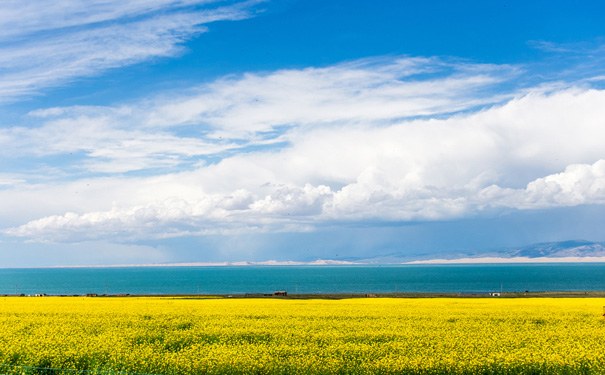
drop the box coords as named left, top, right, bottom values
left=505, top=240, right=605, bottom=258
left=347, top=240, right=605, bottom=264
left=48, top=240, right=605, bottom=268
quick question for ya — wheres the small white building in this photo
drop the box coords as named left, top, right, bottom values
left=489, top=292, right=501, bottom=297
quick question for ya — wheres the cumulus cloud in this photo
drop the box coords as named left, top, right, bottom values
left=0, top=0, right=262, bottom=101
left=3, top=187, right=324, bottom=241
left=6, top=158, right=605, bottom=242
left=480, top=160, right=605, bottom=209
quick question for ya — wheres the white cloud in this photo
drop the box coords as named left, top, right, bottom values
left=249, top=184, right=333, bottom=216
left=143, top=57, right=518, bottom=139
left=2, top=55, right=605, bottom=242
left=0, top=57, right=518, bottom=174
left=480, top=160, right=605, bottom=209
left=0, top=107, right=238, bottom=173
left=0, top=0, right=216, bottom=38
left=0, top=176, right=25, bottom=186
left=7, top=158, right=605, bottom=242
left=2, top=183, right=328, bottom=241
left=0, top=0, right=262, bottom=101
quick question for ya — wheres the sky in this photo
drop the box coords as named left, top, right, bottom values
left=1, top=0, right=605, bottom=267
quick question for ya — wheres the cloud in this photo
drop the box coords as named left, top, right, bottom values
left=0, top=1, right=226, bottom=38
left=0, top=106, right=239, bottom=173
left=0, top=176, right=25, bottom=186
left=525, top=41, right=605, bottom=84
left=144, top=57, right=518, bottom=139
left=6, top=159, right=605, bottom=243
left=0, top=0, right=262, bottom=101
left=2, top=184, right=325, bottom=241
left=0, top=56, right=518, bottom=175
left=2, top=55, right=605, bottom=243
left=480, top=160, right=605, bottom=209
left=528, top=40, right=605, bottom=55
left=5, top=89, right=605, bottom=242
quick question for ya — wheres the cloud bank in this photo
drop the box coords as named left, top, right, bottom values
left=2, top=57, right=605, bottom=242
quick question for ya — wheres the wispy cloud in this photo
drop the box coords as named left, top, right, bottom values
left=526, top=40, right=605, bottom=85
left=527, top=40, right=605, bottom=54
left=144, top=57, right=519, bottom=139
left=1, top=111, right=238, bottom=173
left=0, top=0, right=262, bottom=101
left=0, top=56, right=520, bottom=177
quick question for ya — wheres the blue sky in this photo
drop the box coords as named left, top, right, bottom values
left=1, top=0, right=605, bottom=267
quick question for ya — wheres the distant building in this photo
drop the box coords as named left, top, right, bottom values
left=273, top=291, right=288, bottom=296
left=489, top=292, right=501, bottom=297
left=34, top=293, right=47, bottom=297
left=86, top=293, right=98, bottom=297
left=365, top=293, right=378, bottom=298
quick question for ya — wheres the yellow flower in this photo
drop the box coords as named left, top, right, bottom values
left=0, top=296, right=604, bottom=374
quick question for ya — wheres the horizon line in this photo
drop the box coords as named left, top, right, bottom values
left=4, top=256, right=605, bottom=269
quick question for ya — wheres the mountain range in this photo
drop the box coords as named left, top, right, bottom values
left=343, top=240, right=605, bottom=264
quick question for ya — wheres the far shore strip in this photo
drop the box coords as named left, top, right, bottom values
left=407, top=256, right=605, bottom=264
left=28, top=256, right=605, bottom=268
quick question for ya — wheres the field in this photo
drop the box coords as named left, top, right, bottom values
left=1, top=297, right=604, bottom=374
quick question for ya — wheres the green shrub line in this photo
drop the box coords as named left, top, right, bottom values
left=0, top=364, right=158, bottom=375
left=1, top=362, right=602, bottom=375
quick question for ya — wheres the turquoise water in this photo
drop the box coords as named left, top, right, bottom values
left=1, top=264, right=605, bottom=295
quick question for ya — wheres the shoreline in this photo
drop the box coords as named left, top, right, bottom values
left=3, top=259, right=605, bottom=269
left=3, top=290, right=605, bottom=299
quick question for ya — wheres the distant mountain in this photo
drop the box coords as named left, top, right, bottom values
left=344, top=240, right=605, bottom=264
left=502, top=240, right=605, bottom=258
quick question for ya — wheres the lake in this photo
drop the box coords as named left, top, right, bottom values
left=2, top=263, right=605, bottom=295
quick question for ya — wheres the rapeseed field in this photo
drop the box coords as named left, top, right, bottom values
left=0, top=297, right=604, bottom=374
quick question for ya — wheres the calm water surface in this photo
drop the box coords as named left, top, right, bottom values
left=1, top=264, right=605, bottom=295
